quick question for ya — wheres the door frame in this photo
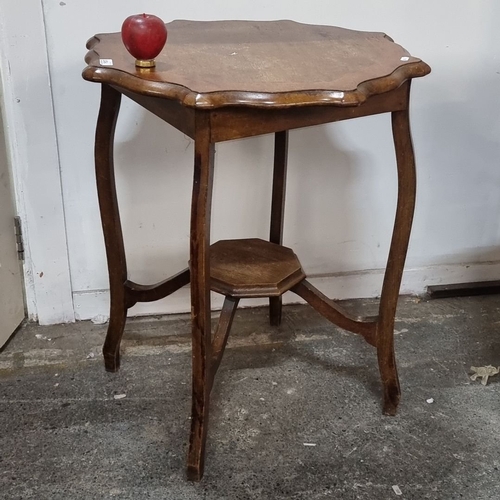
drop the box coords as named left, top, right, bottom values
left=0, top=0, right=74, bottom=325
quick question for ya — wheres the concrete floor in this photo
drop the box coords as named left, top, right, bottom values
left=0, top=296, right=499, bottom=499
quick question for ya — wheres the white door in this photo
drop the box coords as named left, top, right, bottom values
left=0, top=104, right=25, bottom=346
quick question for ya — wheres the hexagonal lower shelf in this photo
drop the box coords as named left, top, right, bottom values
left=209, top=238, right=305, bottom=298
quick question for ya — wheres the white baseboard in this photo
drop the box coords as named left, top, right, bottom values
left=72, top=260, right=500, bottom=322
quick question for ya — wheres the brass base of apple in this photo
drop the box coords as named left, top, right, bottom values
left=135, top=59, right=155, bottom=68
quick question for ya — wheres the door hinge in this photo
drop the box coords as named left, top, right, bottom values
left=14, top=216, right=24, bottom=261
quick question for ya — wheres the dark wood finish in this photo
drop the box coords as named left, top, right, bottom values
left=210, top=239, right=305, bottom=298
left=269, top=131, right=289, bottom=326
left=427, top=281, right=500, bottom=299
left=125, top=268, right=190, bottom=307
left=84, top=20, right=430, bottom=109
left=211, top=296, right=240, bottom=387
left=269, top=132, right=289, bottom=245
left=292, top=280, right=377, bottom=346
left=84, top=20, right=430, bottom=480
left=376, top=87, right=417, bottom=416
left=95, top=84, right=127, bottom=373
left=209, top=84, right=410, bottom=142
left=95, top=86, right=192, bottom=372
left=187, top=111, right=214, bottom=482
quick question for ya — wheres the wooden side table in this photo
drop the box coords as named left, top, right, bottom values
left=83, top=20, right=430, bottom=480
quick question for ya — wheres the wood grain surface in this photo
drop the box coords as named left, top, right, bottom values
left=210, top=238, right=305, bottom=298
left=83, top=20, right=430, bottom=108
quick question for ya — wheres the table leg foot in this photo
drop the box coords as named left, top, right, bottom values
left=382, top=388, right=400, bottom=417
left=186, top=466, right=203, bottom=482
left=269, top=296, right=282, bottom=326
left=186, top=316, right=211, bottom=481
left=103, top=307, right=127, bottom=372
left=103, top=353, right=120, bottom=373
left=377, top=342, right=401, bottom=416
left=187, top=397, right=210, bottom=481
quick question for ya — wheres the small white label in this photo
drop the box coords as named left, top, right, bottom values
left=99, top=58, right=113, bottom=66
left=332, top=91, right=345, bottom=99
left=400, top=56, right=410, bottom=62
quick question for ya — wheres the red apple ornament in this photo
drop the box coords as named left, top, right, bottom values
left=121, top=13, right=167, bottom=68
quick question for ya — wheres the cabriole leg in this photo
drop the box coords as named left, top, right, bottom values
left=377, top=88, right=416, bottom=416
left=95, top=84, right=128, bottom=373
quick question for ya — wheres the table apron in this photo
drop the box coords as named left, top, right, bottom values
left=117, top=86, right=196, bottom=139
left=210, top=82, right=409, bottom=142
left=114, top=82, right=410, bottom=143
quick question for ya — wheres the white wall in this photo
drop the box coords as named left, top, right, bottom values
left=0, top=0, right=74, bottom=324
left=6, top=1, right=500, bottom=322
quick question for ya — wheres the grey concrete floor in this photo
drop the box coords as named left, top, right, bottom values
left=1, top=296, right=499, bottom=500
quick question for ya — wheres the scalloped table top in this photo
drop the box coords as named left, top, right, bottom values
left=83, top=20, right=430, bottom=109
